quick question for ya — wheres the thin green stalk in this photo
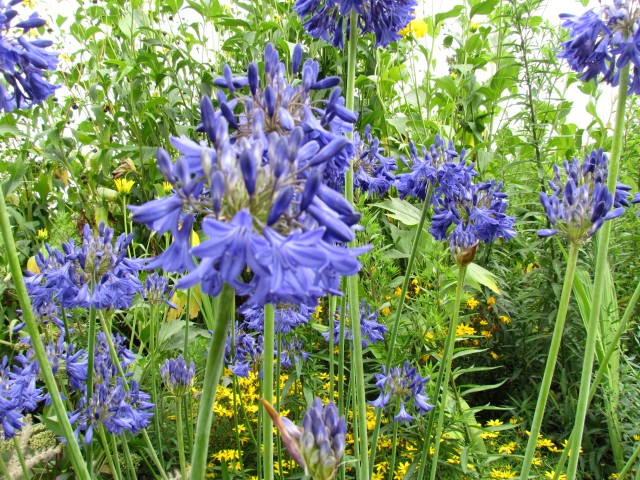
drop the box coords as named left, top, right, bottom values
left=338, top=290, right=347, bottom=480
left=148, top=304, right=164, bottom=462
left=85, top=303, right=97, bottom=476
left=565, top=64, right=630, bottom=480
left=328, top=295, right=337, bottom=402
left=0, top=192, right=90, bottom=480
left=276, top=331, right=282, bottom=480
left=0, top=455, right=10, bottom=480
left=429, top=264, right=467, bottom=480
left=184, top=288, right=192, bottom=360
left=387, top=407, right=400, bottom=480
left=98, top=428, right=120, bottom=480
left=12, top=436, right=29, bottom=479
left=371, top=187, right=433, bottom=476
left=617, top=441, right=640, bottom=480
left=121, top=434, right=136, bottom=479
left=519, top=242, right=581, bottom=479
left=262, top=303, right=275, bottom=480
left=175, top=396, right=188, bottom=480
left=190, top=283, right=236, bottom=479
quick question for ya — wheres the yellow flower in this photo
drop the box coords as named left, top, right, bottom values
left=469, top=21, right=480, bottom=32
left=509, top=417, right=518, bottom=424
left=36, top=228, right=48, bottom=240
left=114, top=177, right=134, bottom=194
left=466, top=297, right=480, bottom=310
left=456, top=324, right=476, bottom=336
left=634, top=434, right=640, bottom=441
left=375, top=461, right=389, bottom=473
left=487, top=296, right=496, bottom=306
left=481, top=431, right=499, bottom=439
left=394, top=461, right=411, bottom=479
left=609, top=474, right=620, bottom=479
left=381, top=307, right=391, bottom=316
left=486, top=419, right=503, bottom=427
left=500, top=315, right=511, bottom=324
left=498, top=442, right=517, bottom=454
left=544, top=472, right=566, bottom=480
left=399, top=18, right=428, bottom=38
left=385, top=295, right=391, bottom=301
left=491, top=467, right=517, bottom=479
left=481, top=330, right=493, bottom=339
left=490, top=351, right=500, bottom=360
left=424, top=331, right=435, bottom=341
left=394, top=287, right=402, bottom=297
left=162, top=181, right=173, bottom=194
left=532, top=457, right=543, bottom=467
left=537, top=438, right=555, bottom=450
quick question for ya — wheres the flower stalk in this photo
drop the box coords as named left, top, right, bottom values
left=0, top=191, right=91, bottom=479
left=519, top=242, right=581, bottom=479
left=263, top=303, right=276, bottom=480
left=565, top=63, right=631, bottom=480
left=190, top=283, right=236, bottom=479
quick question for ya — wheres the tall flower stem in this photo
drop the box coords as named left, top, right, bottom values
left=617, top=440, right=640, bottom=479
left=0, top=191, right=91, bottom=480
left=262, top=303, right=275, bottom=480
left=175, top=396, right=188, bottom=480
left=565, top=64, right=630, bottom=480
left=148, top=304, right=164, bottom=461
left=387, top=406, right=400, bottom=480
left=343, top=10, right=370, bottom=479
left=85, top=304, right=97, bottom=475
left=329, top=295, right=337, bottom=401
left=553, top=277, right=640, bottom=479
left=371, top=187, right=434, bottom=476
left=519, top=242, right=581, bottom=479
left=190, top=283, right=236, bottom=479
left=338, top=291, right=347, bottom=480
left=428, top=264, right=467, bottom=480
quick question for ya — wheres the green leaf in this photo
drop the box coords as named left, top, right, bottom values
left=466, top=262, right=501, bottom=294
left=470, top=0, right=500, bottom=18
left=374, top=198, right=423, bottom=226
left=435, top=5, right=464, bottom=26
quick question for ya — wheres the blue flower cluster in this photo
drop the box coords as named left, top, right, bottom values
left=293, top=0, right=417, bottom=49
left=142, top=273, right=176, bottom=308
left=160, top=356, right=195, bottom=396
left=370, top=361, right=433, bottom=423
left=130, top=44, right=368, bottom=308
left=395, top=135, right=470, bottom=201
left=225, top=322, right=262, bottom=377
left=539, top=149, right=629, bottom=243
left=24, top=223, right=142, bottom=311
left=0, top=0, right=58, bottom=111
left=0, top=356, right=43, bottom=439
left=558, top=1, right=640, bottom=94
left=69, top=333, right=154, bottom=444
left=353, top=125, right=397, bottom=195
left=322, top=300, right=387, bottom=347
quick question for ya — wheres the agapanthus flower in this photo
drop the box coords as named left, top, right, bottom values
left=70, top=333, right=153, bottom=443
left=538, top=149, right=628, bottom=243
left=369, top=361, right=433, bottom=423
left=0, top=0, right=58, bottom=111
left=262, top=397, right=346, bottom=480
left=352, top=125, right=397, bottom=195
left=293, top=0, right=417, bottom=49
left=160, top=356, right=195, bottom=396
left=130, top=44, right=368, bottom=308
left=141, top=273, right=177, bottom=308
left=209, top=43, right=356, bottom=190
left=395, top=135, right=472, bottom=201
left=0, top=357, right=43, bottom=439
left=323, top=300, right=387, bottom=346
left=558, top=1, right=640, bottom=94
left=24, top=223, right=142, bottom=310
left=224, top=323, right=261, bottom=377
left=279, top=337, right=310, bottom=369
left=239, top=302, right=313, bottom=334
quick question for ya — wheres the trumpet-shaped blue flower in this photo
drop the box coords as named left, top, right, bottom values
left=0, top=0, right=58, bottom=111
left=369, top=361, right=433, bottom=423
left=538, top=149, right=628, bottom=242
left=160, top=356, right=195, bottom=396
left=323, top=300, right=387, bottom=347
left=293, top=0, right=417, bottom=49
left=558, top=1, right=640, bottom=94
left=352, top=125, right=397, bottom=195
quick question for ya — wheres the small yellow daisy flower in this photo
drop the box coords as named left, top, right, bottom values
left=399, top=18, right=428, bottom=38
left=114, top=177, right=134, bottom=194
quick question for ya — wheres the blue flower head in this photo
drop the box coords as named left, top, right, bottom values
left=160, top=356, right=195, bottom=396
left=369, top=361, right=433, bottom=423
left=293, top=0, right=417, bottom=49
left=24, top=223, right=142, bottom=310
left=130, top=45, right=368, bottom=307
left=0, top=0, right=58, bottom=110
left=352, top=125, right=397, bottom=195
left=323, top=300, right=387, bottom=347
left=538, top=149, right=629, bottom=243
left=558, top=1, right=640, bottom=94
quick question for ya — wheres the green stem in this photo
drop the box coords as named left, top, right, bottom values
left=0, top=450, right=11, bottom=480
left=184, top=287, right=194, bottom=450
left=387, top=408, right=400, bottom=480
left=121, top=434, right=136, bottom=478
left=0, top=192, right=90, bottom=480
left=98, top=428, right=120, bottom=480
left=372, top=186, right=434, bottom=477
left=618, top=440, right=640, bottom=479
left=565, top=64, right=630, bottom=480
left=328, top=295, right=337, bottom=402
left=190, top=283, right=236, bottom=479
left=276, top=331, right=282, bottom=480
left=262, top=303, right=275, bottom=480
left=429, top=264, right=467, bottom=480
left=148, top=304, right=164, bottom=462
left=338, top=290, right=347, bottom=480
left=176, top=396, right=188, bottom=480
left=12, top=436, right=29, bottom=479
left=519, top=242, right=581, bottom=479
left=86, top=304, right=97, bottom=476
